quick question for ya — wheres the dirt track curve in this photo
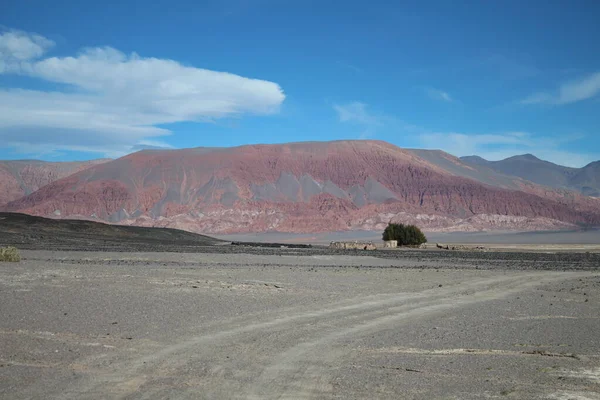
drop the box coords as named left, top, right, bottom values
left=54, top=273, right=597, bottom=399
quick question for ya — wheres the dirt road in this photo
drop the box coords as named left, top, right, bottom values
left=1, top=250, right=599, bottom=399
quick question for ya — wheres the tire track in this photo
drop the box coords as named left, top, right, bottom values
left=57, top=271, right=596, bottom=400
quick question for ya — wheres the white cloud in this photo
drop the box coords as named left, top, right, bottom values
left=334, top=102, right=383, bottom=126
left=420, top=132, right=530, bottom=152
left=334, top=102, right=427, bottom=141
left=334, top=102, right=390, bottom=139
left=425, top=87, right=453, bottom=102
left=0, top=30, right=285, bottom=157
left=418, top=131, right=596, bottom=168
left=521, top=71, right=600, bottom=105
left=136, top=139, right=174, bottom=149
left=0, top=29, right=54, bottom=63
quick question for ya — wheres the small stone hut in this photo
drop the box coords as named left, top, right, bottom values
left=329, top=241, right=376, bottom=250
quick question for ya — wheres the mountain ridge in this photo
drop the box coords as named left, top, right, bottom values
left=0, top=159, right=111, bottom=206
left=460, top=154, right=599, bottom=197
left=3, top=140, right=598, bottom=234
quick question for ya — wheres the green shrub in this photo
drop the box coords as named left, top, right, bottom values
left=382, top=223, right=427, bottom=246
left=0, top=246, right=21, bottom=262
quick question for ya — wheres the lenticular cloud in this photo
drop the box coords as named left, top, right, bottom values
left=0, top=29, right=285, bottom=157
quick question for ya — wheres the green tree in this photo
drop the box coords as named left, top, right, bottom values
left=382, top=223, right=427, bottom=246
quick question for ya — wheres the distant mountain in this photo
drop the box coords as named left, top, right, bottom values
left=407, top=150, right=523, bottom=191
left=570, top=162, right=600, bottom=197
left=459, top=155, right=489, bottom=166
left=0, top=159, right=110, bottom=206
left=3, top=141, right=599, bottom=234
left=460, top=154, right=599, bottom=197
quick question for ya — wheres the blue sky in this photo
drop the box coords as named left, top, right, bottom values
left=1, top=0, right=599, bottom=167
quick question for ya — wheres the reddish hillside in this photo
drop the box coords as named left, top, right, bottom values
left=0, top=159, right=110, bottom=206
left=4, top=141, right=599, bottom=233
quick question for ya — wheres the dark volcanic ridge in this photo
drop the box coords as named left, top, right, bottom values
left=0, top=212, right=223, bottom=251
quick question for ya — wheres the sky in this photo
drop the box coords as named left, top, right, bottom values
left=1, top=0, right=599, bottom=167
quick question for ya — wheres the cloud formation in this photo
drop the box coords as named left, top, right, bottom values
left=0, top=29, right=285, bottom=157
left=425, top=87, right=453, bottom=102
left=0, top=29, right=54, bottom=65
left=334, top=102, right=383, bottom=126
left=334, top=102, right=390, bottom=139
left=521, top=71, right=600, bottom=105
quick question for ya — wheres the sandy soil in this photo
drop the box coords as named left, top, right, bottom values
left=1, top=249, right=599, bottom=399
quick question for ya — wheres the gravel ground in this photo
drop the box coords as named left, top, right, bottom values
left=0, top=249, right=599, bottom=399
left=12, top=245, right=600, bottom=270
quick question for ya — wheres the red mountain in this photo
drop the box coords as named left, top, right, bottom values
left=3, top=141, right=599, bottom=233
left=0, top=159, right=110, bottom=206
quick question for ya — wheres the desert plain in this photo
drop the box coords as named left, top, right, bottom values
left=1, top=240, right=599, bottom=400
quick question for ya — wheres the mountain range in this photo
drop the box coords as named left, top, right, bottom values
left=1, top=140, right=599, bottom=234
left=460, top=154, right=600, bottom=197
